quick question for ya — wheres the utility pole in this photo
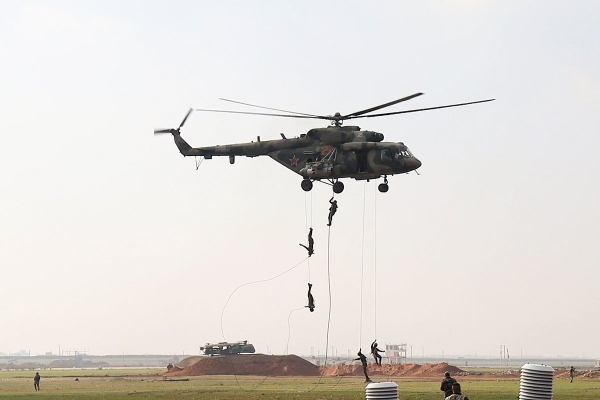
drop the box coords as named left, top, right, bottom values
left=500, top=345, right=506, bottom=367
left=410, top=345, right=413, bottom=360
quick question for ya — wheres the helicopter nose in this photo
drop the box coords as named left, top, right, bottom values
left=407, top=157, right=422, bottom=171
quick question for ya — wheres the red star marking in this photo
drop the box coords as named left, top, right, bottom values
left=289, top=155, right=299, bottom=166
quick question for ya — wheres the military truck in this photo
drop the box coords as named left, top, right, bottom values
left=200, top=340, right=256, bottom=356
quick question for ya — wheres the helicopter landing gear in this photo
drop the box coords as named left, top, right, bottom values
left=333, top=181, right=344, bottom=194
left=378, top=176, right=389, bottom=193
left=301, top=179, right=313, bottom=192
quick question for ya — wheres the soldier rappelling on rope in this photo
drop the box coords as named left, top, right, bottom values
left=327, top=197, right=338, bottom=226
left=306, top=283, right=315, bottom=312
left=371, top=339, right=384, bottom=366
left=355, top=349, right=372, bottom=383
left=299, top=227, right=314, bottom=257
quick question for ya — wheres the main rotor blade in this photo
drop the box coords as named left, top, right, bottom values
left=195, top=108, right=328, bottom=120
left=346, top=99, right=495, bottom=120
left=219, top=98, right=321, bottom=117
left=178, top=108, right=193, bottom=130
left=342, top=93, right=424, bottom=119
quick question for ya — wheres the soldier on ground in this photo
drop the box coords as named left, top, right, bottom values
left=570, top=366, right=575, bottom=383
left=327, top=197, right=338, bottom=226
left=355, top=349, right=372, bottom=383
left=440, top=371, right=457, bottom=399
left=445, top=382, right=469, bottom=400
left=34, top=372, right=41, bottom=391
left=370, top=340, right=384, bottom=366
left=306, top=283, right=315, bottom=312
left=299, top=227, right=314, bottom=257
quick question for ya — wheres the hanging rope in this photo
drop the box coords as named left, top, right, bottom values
left=220, top=256, right=308, bottom=337
left=219, top=256, right=307, bottom=391
left=374, top=187, right=378, bottom=340
left=325, top=225, right=332, bottom=367
left=285, top=307, right=305, bottom=355
left=359, top=181, right=367, bottom=348
left=303, top=191, right=314, bottom=282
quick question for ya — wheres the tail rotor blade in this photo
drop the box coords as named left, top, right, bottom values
left=154, top=128, right=175, bottom=135
left=178, top=108, right=193, bottom=130
left=154, top=108, right=193, bottom=136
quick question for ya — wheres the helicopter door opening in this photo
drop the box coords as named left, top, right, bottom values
left=357, top=151, right=368, bottom=173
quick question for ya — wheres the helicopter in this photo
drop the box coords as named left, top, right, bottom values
left=154, top=93, right=494, bottom=193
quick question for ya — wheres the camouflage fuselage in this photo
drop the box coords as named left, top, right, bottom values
left=173, top=125, right=421, bottom=180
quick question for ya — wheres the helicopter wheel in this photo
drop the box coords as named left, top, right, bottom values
left=378, top=183, right=389, bottom=193
left=301, top=179, right=313, bottom=192
left=333, top=181, right=344, bottom=194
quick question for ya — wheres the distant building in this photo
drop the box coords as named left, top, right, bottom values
left=595, top=359, right=600, bottom=368
left=385, top=343, right=407, bottom=365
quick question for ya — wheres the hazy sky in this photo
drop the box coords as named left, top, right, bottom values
left=1, top=1, right=599, bottom=359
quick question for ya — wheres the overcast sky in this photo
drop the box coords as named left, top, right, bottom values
left=1, top=1, right=598, bottom=360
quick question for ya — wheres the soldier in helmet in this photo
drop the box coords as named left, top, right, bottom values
left=370, top=339, right=384, bottom=366
left=570, top=366, right=575, bottom=383
left=355, top=349, right=372, bottom=383
left=299, top=227, right=314, bottom=257
left=440, top=371, right=457, bottom=399
left=306, top=283, right=315, bottom=312
left=327, top=197, right=338, bottom=226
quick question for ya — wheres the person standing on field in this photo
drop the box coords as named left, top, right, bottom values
left=440, top=371, right=457, bottom=399
left=570, top=366, right=575, bottom=383
left=34, top=372, right=41, bottom=391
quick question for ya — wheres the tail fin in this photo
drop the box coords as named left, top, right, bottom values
left=173, top=134, right=194, bottom=156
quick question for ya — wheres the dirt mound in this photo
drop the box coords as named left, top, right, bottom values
left=413, top=362, right=464, bottom=376
left=165, top=354, right=319, bottom=377
left=580, top=370, right=600, bottom=378
left=0, top=362, right=42, bottom=370
left=176, top=356, right=204, bottom=369
left=320, top=362, right=465, bottom=377
left=321, top=364, right=363, bottom=377
left=555, top=369, right=600, bottom=379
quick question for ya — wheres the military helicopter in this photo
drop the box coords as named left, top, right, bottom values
left=154, top=93, right=493, bottom=193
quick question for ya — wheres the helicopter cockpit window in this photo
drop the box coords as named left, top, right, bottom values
left=394, top=149, right=412, bottom=160
left=380, top=149, right=393, bottom=162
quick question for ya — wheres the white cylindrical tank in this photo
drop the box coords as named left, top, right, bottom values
left=366, top=381, right=399, bottom=400
left=519, top=363, right=554, bottom=400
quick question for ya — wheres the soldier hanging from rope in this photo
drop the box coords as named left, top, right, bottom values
left=370, top=339, right=384, bottom=366
left=327, top=197, right=338, bottom=226
left=355, top=349, right=372, bottom=383
left=299, top=227, right=314, bottom=257
left=306, top=283, right=315, bottom=312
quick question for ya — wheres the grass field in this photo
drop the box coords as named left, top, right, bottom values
left=1, top=370, right=598, bottom=399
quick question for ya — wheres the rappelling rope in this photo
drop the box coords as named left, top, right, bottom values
left=374, top=187, right=378, bottom=340
left=220, top=256, right=309, bottom=334
left=304, top=191, right=313, bottom=282
left=359, top=181, right=366, bottom=348
left=220, top=256, right=308, bottom=391
left=325, top=224, right=332, bottom=369
left=278, top=220, right=338, bottom=393
left=318, top=222, right=346, bottom=391
left=285, top=307, right=305, bottom=355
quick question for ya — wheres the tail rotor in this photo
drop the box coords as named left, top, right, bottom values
left=154, top=108, right=193, bottom=136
